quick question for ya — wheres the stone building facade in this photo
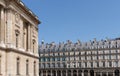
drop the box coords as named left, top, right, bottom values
left=0, top=0, right=40, bottom=76
left=39, top=38, right=120, bottom=76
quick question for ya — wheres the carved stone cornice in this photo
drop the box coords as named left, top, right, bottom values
left=0, top=0, right=40, bottom=26
left=4, top=0, right=13, bottom=7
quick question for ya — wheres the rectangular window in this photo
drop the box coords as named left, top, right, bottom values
left=58, top=63, right=60, bottom=67
left=33, top=40, right=35, bottom=53
left=16, top=34, right=18, bottom=48
left=85, top=62, right=87, bottom=68
left=26, top=60, right=29, bottom=75
left=34, top=62, right=36, bottom=76
left=115, top=61, right=118, bottom=67
left=97, top=62, right=99, bottom=67
left=17, top=58, right=20, bottom=75
left=23, top=33, right=25, bottom=48
left=109, top=61, right=112, bottom=67
left=91, top=62, right=93, bottom=68
left=103, top=61, right=105, bottom=67
left=79, top=62, right=81, bottom=67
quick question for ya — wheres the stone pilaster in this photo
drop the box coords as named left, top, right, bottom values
left=0, top=7, right=5, bottom=47
left=82, top=72, right=84, bottom=76
left=94, top=72, right=96, bottom=76
left=6, top=9, right=13, bottom=47
left=27, top=24, right=31, bottom=52
left=113, top=72, right=115, bottom=76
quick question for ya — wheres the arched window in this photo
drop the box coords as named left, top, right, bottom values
left=84, top=70, right=88, bottom=76
left=62, top=70, right=66, bottom=76
left=68, top=70, right=71, bottom=76
left=90, top=70, right=94, bottom=76
left=115, top=69, right=119, bottom=76
left=78, top=70, right=82, bottom=76
left=73, top=70, right=77, bottom=76
left=16, top=57, right=20, bottom=75
left=57, top=70, right=61, bottom=76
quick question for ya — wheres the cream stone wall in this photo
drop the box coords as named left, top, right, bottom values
left=0, top=0, right=40, bottom=76
left=6, top=51, right=39, bottom=76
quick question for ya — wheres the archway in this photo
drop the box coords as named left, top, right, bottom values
left=68, top=70, right=71, bottom=76
left=90, top=70, right=94, bottom=76
left=96, top=72, right=100, bottom=76
left=57, top=70, right=61, bottom=76
left=84, top=70, right=88, bottom=76
left=62, top=70, right=66, bottom=76
left=48, top=70, right=51, bottom=76
left=52, top=70, right=56, bottom=76
left=102, top=72, right=107, bottom=76
left=115, top=69, right=119, bottom=76
left=108, top=72, right=113, bottom=76
left=73, top=70, right=77, bottom=76
left=43, top=70, right=46, bottom=76
left=78, top=70, right=82, bottom=76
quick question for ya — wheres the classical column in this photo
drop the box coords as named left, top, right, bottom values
left=0, top=7, right=5, bottom=45
left=82, top=72, right=84, bottom=76
left=106, top=72, right=108, bottom=76
left=100, top=72, right=102, bottom=76
left=27, top=24, right=31, bottom=52
left=94, top=72, right=96, bottom=76
left=113, top=72, right=115, bottom=76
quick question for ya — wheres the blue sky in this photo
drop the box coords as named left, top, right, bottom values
left=22, top=0, right=120, bottom=44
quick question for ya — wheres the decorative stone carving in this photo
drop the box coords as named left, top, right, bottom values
left=15, top=13, right=20, bottom=25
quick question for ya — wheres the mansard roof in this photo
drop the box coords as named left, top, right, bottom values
left=39, top=37, right=120, bottom=53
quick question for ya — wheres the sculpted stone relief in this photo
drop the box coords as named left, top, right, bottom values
left=15, top=13, right=20, bottom=25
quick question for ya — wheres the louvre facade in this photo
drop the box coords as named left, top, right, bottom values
left=0, top=0, right=40, bottom=76
left=39, top=38, right=120, bottom=76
